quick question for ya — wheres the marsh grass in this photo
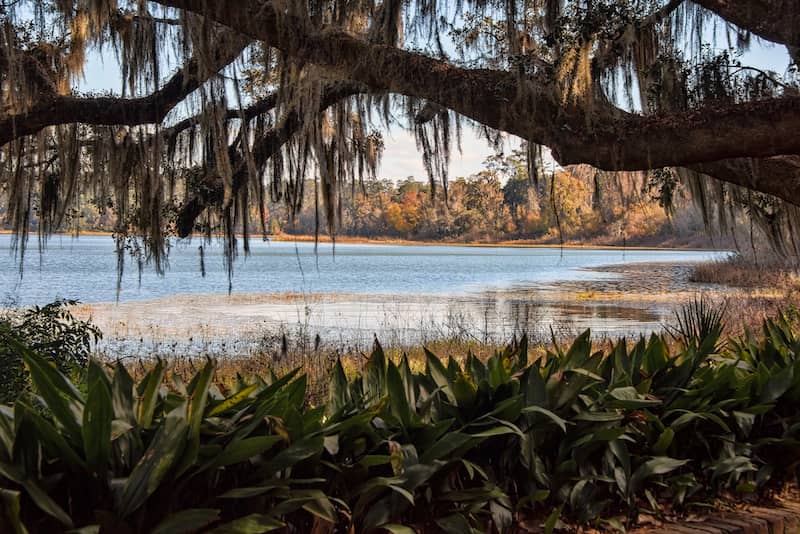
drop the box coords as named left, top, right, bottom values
left=690, top=252, right=800, bottom=289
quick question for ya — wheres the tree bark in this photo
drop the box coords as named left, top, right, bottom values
left=692, top=0, right=800, bottom=48
left=0, top=31, right=248, bottom=146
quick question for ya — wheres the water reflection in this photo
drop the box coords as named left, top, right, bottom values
left=91, top=289, right=677, bottom=359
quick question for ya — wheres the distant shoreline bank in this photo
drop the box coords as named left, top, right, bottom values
left=0, top=229, right=728, bottom=253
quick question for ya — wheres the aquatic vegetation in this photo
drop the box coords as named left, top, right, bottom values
left=0, top=310, right=799, bottom=532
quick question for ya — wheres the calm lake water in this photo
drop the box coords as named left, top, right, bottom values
left=1, top=234, right=722, bottom=304
left=0, top=234, right=728, bottom=354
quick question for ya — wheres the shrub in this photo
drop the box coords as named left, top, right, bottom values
left=0, top=300, right=101, bottom=403
left=0, top=312, right=799, bottom=532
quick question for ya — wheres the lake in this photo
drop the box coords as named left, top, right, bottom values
left=0, top=234, right=728, bottom=355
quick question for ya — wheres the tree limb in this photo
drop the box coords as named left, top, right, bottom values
left=691, top=0, right=800, bottom=48
left=0, top=29, right=249, bottom=146
left=152, top=0, right=800, bottom=206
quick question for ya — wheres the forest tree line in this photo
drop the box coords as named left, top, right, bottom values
left=1, top=151, right=715, bottom=247
left=269, top=152, right=711, bottom=246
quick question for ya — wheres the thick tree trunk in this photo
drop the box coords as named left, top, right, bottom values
left=692, top=0, right=800, bottom=48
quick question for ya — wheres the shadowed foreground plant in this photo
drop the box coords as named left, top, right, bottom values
left=0, top=299, right=101, bottom=404
left=1, top=312, right=799, bottom=532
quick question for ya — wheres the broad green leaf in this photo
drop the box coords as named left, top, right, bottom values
left=137, top=360, right=166, bottom=429
left=83, top=372, right=113, bottom=470
left=327, top=359, right=350, bottom=416
left=260, top=436, right=323, bottom=476
left=387, top=361, right=412, bottom=428
left=425, top=348, right=455, bottom=404
left=470, top=424, right=522, bottom=438
left=209, top=436, right=283, bottom=469
left=420, top=431, right=472, bottom=463
left=544, top=506, right=562, bottom=534
left=574, top=411, right=624, bottom=422
left=0, top=489, right=28, bottom=534
left=630, top=457, right=689, bottom=495
left=208, top=383, right=259, bottom=416
left=117, top=405, right=188, bottom=517
left=652, top=428, right=674, bottom=456
left=112, top=361, right=136, bottom=425
left=152, top=509, right=220, bottom=534
left=0, top=463, right=73, bottom=528
left=209, top=514, right=284, bottom=533
left=760, top=364, right=794, bottom=403
left=522, top=406, right=568, bottom=432
left=176, top=359, right=215, bottom=475
left=608, top=386, right=661, bottom=408
left=380, top=524, right=417, bottom=534
left=18, top=342, right=83, bottom=442
left=15, top=401, right=86, bottom=471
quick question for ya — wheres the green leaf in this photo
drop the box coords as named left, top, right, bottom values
left=17, top=341, right=83, bottom=442
left=112, top=361, right=136, bottom=425
left=117, top=405, right=188, bottom=517
left=608, top=386, right=661, bottom=408
left=15, top=401, right=86, bottom=471
left=364, top=340, right=387, bottom=399
left=652, top=428, right=674, bottom=456
left=470, top=424, right=522, bottom=438
left=327, top=358, right=350, bottom=416
left=544, top=506, right=562, bottom=534
left=760, top=364, right=794, bottom=403
left=630, top=457, right=689, bottom=495
left=522, top=406, right=568, bottom=432
left=711, top=456, right=756, bottom=482
left=187, top=359, right=215, bottom=438
left=209, top=436, right=283, bottom=469
left=83, top=370, right=113, bottom=470
left=574, top=411, right=624, bottom=422
left=562, top=330, right=592, bottom=370
left=0, top=463, right=73, bottom=528
left=137, top=360, right=166, bottom=429
left=421, top=431, right=472, bottom=463
left=0, top=489, right=28, bottom=534
left=387, top=361, right=412, bottom=428
left=209, top=514, right=285, bottom=533
left=219, top=482, right=290, bottom=499
left=176, top=359, right=215, bottom=475
left=260, top=436, right=323, bottom=476
left=380, top=524, right=417, bottom=534
left=425, top=348, right=455, bottom=404
left=152, top=509, right=220, bottom=534
left=208, top=383, right=259, bottom=416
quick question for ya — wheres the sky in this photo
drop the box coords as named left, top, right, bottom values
left=78, top=54, right=510, bottom=181
left=75, top=8, right=794, bottom=183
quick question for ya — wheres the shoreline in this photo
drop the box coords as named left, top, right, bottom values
left=0, top=229, right=729, bottom=253
left=66, top=260, right=769, bottom=358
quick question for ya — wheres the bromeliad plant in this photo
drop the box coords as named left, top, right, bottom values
left=1, top=310, right=800, bottom=533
